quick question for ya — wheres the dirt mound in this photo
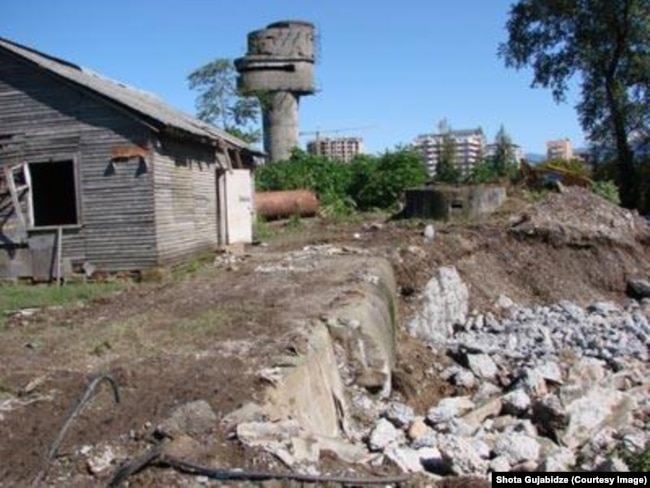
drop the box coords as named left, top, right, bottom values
left=510, top=187, right=650, bottom=247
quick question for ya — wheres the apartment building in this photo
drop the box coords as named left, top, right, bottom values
left=415, top=128, right=486, bottom=177
left=546, top=139, right=573, bottom=160
left=306, top=137, right=364, bottom=162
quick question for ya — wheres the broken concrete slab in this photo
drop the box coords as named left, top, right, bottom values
left=407, top=266, right=469, bottom=344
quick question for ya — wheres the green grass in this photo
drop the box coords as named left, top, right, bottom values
left=0, top=282, right=127, bottom=326
left=625, top=443, right=650, bottom=471
left=170, top=252, right=216, bottom=281
left=253, top=217, right=276, bottom=242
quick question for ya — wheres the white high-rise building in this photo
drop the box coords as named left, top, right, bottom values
left=415, top=128, right=486, bottom=177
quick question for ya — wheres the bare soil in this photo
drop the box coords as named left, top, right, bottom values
left=0, top=188, right=648, bottom=487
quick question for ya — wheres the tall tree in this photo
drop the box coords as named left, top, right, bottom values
left=499, top=0, right=650, bottom=209
left=435, top=134, right=462, bottom=183
left=187, top=58, right=261, bottom=143
left=491, top=125, right=518, bottom=176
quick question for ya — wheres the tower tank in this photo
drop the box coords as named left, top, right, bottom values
left=235, top=21, right=316, bottom=162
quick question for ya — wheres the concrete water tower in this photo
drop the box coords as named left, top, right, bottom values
left=235, top=20, right=316, bottom=162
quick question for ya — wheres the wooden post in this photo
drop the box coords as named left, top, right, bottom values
left=56, top=227, right=63, bottom=287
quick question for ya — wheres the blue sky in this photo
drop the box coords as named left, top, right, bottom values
left=4, top=0, right=586, bottom=155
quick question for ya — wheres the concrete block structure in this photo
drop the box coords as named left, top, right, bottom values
left=403, top=185, right=507, bottom=221
left=235, top=21, right=316, bottom=162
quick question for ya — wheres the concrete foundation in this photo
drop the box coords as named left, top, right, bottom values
left=226, top=253, right=398, bottom=440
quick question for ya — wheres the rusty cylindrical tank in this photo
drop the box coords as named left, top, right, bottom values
left=254, top=190, right=319, bottom=219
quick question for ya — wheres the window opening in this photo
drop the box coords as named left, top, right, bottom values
left=29, top=160, right=78, bottom=226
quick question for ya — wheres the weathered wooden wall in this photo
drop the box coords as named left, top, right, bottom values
left=0, top=49, right=156, bottom=276
left=153, top=138, right=221, bottom=266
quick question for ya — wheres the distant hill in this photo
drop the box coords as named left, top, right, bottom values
left=524, top=153, right=546, bottom=164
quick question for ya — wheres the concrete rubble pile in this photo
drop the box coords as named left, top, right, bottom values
left=373, top=268, right=649, bottom=477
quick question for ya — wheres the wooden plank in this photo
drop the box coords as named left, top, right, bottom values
left=3, top=165, right=26, bottom=233
left=29, top=233, right=56, bottom=281
left=22, top=162, right=33, bottom=227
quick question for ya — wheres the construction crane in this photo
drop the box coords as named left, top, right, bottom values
left=298, top=126, right=376, bottom=156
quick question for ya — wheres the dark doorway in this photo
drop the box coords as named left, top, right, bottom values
left=30, top=160, right=78, bottom=226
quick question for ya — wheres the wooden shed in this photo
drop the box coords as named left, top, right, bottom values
left=0, top=37, right=262, bottom=280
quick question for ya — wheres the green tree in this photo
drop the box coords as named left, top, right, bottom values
left=355, top=146, right=428, bottom=210
left=435, top=134, right=462, bottom=184
left=490, top=125, right=519, bottom=177
left=468, top=159, right=500, bottom=184
left=499, top=0, right=650, bottom=209
left=188, top=58, right=261, bottom=143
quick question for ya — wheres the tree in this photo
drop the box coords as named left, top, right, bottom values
left=355, top=146, right=429, bottom=210
left=499, top=0, right=650, bottom=209
left=490, top=125, right=519, bottom=177
left=435, top=134, right=462, bottom=184
left=188, top=58, right=261, bottom=143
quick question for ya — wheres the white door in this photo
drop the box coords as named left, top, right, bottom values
left=218, top=169, right=253, bottom=244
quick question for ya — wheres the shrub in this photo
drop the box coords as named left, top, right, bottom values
left=354, top=147, right=428, bottom=210
left=590, top=179, right=621, bottom=205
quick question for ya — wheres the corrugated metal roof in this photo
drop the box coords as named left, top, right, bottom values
left=0, top=37, right=263, bottom=154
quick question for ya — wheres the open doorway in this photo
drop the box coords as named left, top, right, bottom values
left=29, top=160, right=79, bottom=227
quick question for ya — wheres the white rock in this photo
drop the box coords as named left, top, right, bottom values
left=472, top=439, right=491, bottom=460
left=86, top=445, right=117, bottom=475
left=384, top=445, right=423, bottom=473
left=493, top=433, right=540, bottom=464
left=423, top=224, right=435, bottom=242
left=237, top=420, right=301, bottom=445
left=537, top=361, right=563, bottom=384
left=562, top=387, right=637, bottom=450
left=383, top=402, right=415, bottom=428
left=489, top=455, right=512, bottom=473
left=369, top=418, right=402, bottom=451
left=501, top=390, right=531, bottom=416
left=541, top=447, right=576, bottom=472
left=466, top=353, right=498, bottom=380
left=454, top=370, right=476, bottom=388
left=438, top=435, right=488, bottom=475
left=446, top=418, right=479, bottom=437
left=495, top=294, right=516, bottom=310
left=427, top=396, right=475, bottom=425
left=473, top=383, right=503, bottom=403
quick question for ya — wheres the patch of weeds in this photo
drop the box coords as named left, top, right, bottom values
left=624, top=443, right=650, bottom=471
left=171, top=252, right=215, bottom=281
left=0, top=282, right=126, bottom=327
left=91, top=339, right=113, bottom=357
left=523, top=188, right=550, bottom=203
left=253, top=217, right=275, bottom=242
left=170, top=310, right=227, bottom=340
left=286, top=213, right=304, bottom=230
